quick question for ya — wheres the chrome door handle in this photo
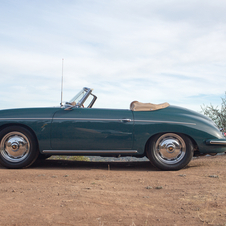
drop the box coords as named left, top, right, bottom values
left=121, top=119, right=132, bottom=123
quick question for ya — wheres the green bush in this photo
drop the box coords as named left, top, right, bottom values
left=49, top=155, right=90, bottom=161
left=201, top=93, right=226, bottom=131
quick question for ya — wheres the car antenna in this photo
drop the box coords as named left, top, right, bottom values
left=60, top=58, right=64, bottom=107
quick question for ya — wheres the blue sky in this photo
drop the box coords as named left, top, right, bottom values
left=0, top=0, right=226, bottom=111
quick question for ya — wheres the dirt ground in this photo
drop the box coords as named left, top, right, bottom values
left=0, top=155, right=226, bottom=226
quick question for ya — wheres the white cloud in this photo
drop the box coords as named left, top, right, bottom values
left=0, top=0, right=226, bottom=111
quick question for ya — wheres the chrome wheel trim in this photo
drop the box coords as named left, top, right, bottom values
left=154, top=133, right=186, bottom=165
left=0, top=132, right=30, bottom=163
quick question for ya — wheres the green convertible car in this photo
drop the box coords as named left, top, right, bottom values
left=0, top=87, right=226, bottom=170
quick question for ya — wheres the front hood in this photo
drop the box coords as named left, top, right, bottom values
left=165, top=105, right=212, bottom=121
left=167, top=105, right=223, bottom=138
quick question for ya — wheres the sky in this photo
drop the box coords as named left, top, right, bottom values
left=0, top=0, right=226, bottom=111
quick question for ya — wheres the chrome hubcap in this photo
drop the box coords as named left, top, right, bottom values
left=154, top=133, right=186, bottom=164
left=0, top=132, right=30, bottom=162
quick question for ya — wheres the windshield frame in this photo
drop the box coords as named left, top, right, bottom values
left=64, top=87, right=97, bottom=110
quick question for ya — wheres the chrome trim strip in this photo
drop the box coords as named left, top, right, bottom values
left=53, top=118, right=195, bottom=125
left=43, top=150, right=138, bottom=154
left=134, top=120, right=196, bottom=126
left=0, top=118, right=52, bottom=120
left=0, top=118, right=127, bottom=121
left=53, top=118, right=123, bottom=121
left=0, top=117, right=195, bottom=125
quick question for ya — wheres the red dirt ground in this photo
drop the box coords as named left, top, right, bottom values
left=0, top=155, right=226, bottom=226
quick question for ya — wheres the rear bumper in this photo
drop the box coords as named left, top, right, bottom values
left=206, top=139, right=226, bottom=145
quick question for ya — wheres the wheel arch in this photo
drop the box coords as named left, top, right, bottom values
left=0, top=123, right=40, bottom=152
left=144, top=132, right=198, bottom=156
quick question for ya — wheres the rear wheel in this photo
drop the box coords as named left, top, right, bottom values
left=147, top=133, right=193, bottom=170
left=0, top=126, right=39, bottom=169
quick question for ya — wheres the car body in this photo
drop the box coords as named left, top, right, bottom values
left=0, top=87, right=226, bottom=170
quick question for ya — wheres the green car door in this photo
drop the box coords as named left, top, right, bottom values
left=50, top=108, right=134, bottom=151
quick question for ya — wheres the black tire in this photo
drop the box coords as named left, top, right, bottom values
left=0, top=126, right=39, bottom=169
left=147, top=133, right=193, bottom=171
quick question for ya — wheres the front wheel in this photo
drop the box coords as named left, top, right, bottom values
left=147, top=133, right=193, bottom=170
left=0, top=126, right=39, bottom=169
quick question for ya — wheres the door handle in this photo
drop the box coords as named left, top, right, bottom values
left=121, top=119, right=132, bottom=123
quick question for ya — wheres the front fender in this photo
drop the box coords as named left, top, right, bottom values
left=132, top=106, right=226, bottom=154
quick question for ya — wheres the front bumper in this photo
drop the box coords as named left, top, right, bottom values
left=206, top=139, right=226, bottom=145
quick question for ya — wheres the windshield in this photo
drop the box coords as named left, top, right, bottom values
left=65, top=87, right=97, bottom=109
left=69, top=89, right=88, bottom=105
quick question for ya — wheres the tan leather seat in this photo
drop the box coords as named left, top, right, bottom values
left=130, top=101, right=170, bottom=111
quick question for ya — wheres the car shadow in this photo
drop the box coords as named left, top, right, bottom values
left=32, top=159, right=159, bottom=171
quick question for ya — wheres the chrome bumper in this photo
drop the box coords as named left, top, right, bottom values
left=206, top=139, right=226, bottom=145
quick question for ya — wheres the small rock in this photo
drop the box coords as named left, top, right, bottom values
left=146, top=186, right=152, bottom=189
left=209, top=175, right=218, bottom=178
left=178, top=174, right=186, bottom=177
left=155, top=186, right=163, bottom=189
